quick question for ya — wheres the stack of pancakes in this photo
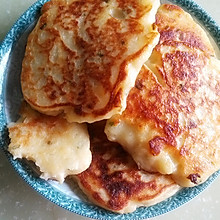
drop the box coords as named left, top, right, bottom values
left=7, top=0, right=220, bottom=214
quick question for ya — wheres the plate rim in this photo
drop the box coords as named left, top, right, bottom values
left=1, top=0, right=220, bottom=219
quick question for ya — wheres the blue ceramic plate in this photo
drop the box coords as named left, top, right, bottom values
left=1, top=0, right=220, bottom=219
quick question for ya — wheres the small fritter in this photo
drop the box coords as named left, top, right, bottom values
left=105, top=4, right=220, bottom=187
left=8, top=102, right=91, bottom=183
left=21, top=0, right=160, bottom=123
left=73, top=122, right=180, bottom=214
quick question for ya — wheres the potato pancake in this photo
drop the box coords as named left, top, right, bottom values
left=105, top=4, right=220, bottom=187
left=73, top=122, right=180, bottom=213
left=8, top=102, right=91, bottom=183
left=21, top=0, right=160, bottom=123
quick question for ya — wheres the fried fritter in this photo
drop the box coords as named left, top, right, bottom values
left=21, top=0, right=160, bottom=123
left=105, top=4, right=220, bottom=187
left=73, top=122, right=180, bottom=214
left=8, top=102, right=91, bottom=183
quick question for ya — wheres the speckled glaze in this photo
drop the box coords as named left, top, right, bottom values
left=1, top=0, right=220, bottom=219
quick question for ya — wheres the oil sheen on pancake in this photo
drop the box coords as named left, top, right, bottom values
left=73, top=122, right=180, bottom=214
left=8, top=102, right=91, bottom=183
left=105, top=4, right=220, bottom=187
left=21, top=0, right=160, bottom=123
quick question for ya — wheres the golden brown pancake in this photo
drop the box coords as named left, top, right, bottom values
left=73, top=122, right=180, bottom=214
left=8, top=102, right=91, bottom=183
left=21, top=0, right=160, bottom=123
left=105, top=4, right=220, bottom=187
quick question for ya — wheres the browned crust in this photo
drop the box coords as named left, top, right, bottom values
left=75, top=122, right=178, bottom=212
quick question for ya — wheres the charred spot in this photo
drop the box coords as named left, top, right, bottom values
left=107, top=180, right=131, bottom=197
left=187, top=173, right=201, bottom=184
left=135, top=79, right=144, bottom=90
left=48, top=91, right=57, bottom=100
left=47, top=140, right=52, bottom=145
left=74, top=105, right=83, bottom=115
left=59, top=89, right=67, bottom=96
left=76, top=37, right=87, bottom=49
left=40, top=23, right=47, bottom=30
left=78, top=89, right=85, bottom=97
left=105, top=177, right=146, bottom=210
left=108, top=121, right=115, bottom=127
left=86, top=102, right=95, bottom=110
left=81, top=12, right=86, bottom=17
left=149, top=137, right=166, bottom=156
left=121, top=40, right=125, bottom=45
left=58, top=5, right=65, bottom=11
left=97, top=51, right=104, bottom=57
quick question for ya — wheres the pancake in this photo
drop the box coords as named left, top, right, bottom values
left=73, top=122, right=180, bottom=214
left=21, top=0, right=160, bottom=123
left=8, top=102, right=91, bottom=183
left=105, top=4, right=220, bottom=187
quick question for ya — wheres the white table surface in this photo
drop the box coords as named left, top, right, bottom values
left=0, top=0, right=220, bottom=219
